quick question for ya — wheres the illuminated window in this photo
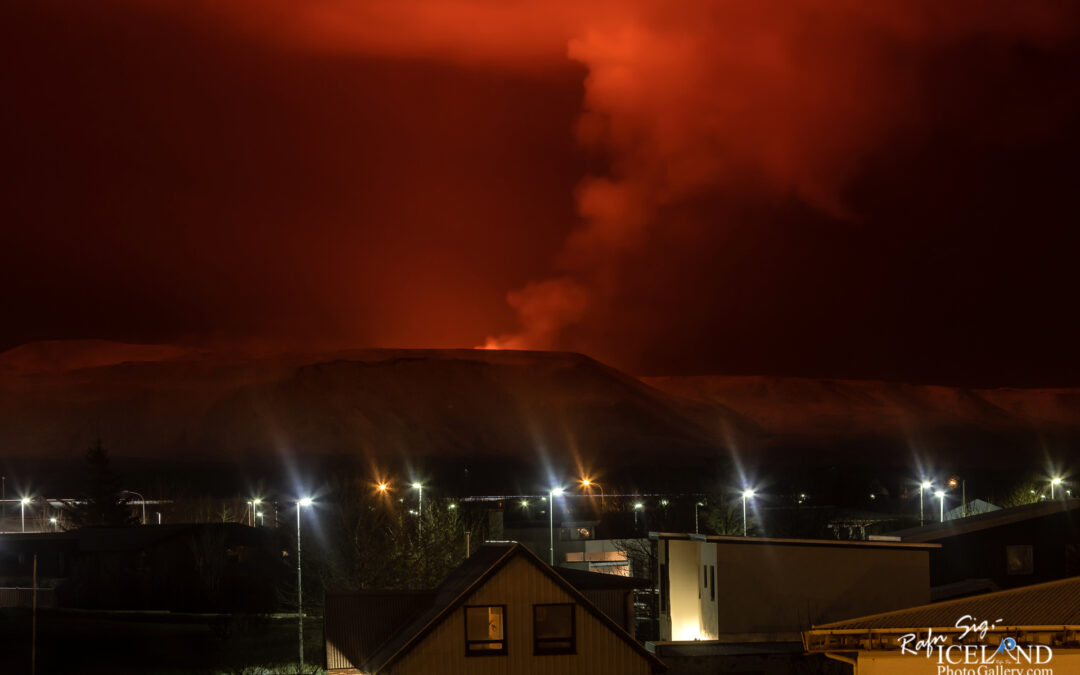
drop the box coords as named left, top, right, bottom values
left=464, top=605, right=507, bottom=655
left=1006, top=545, right=1033, bottom=575
left=533, top=603, right=575, bottom=654
left=565, top=552, right=585, bottom=562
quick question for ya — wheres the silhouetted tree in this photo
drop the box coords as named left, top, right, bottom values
left=65, top=440, right=138, bottom=527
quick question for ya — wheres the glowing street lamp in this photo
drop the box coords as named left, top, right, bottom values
left=1051, top=477, right=1063, bottom=499
left=633, top=501, right=644, bottom=529
left=694, top=501, right=705, bottom=534
left=20, top=497, right=30, bottom=533
left=935, top=490, right=946, bottom=522
left=296, top=496, right=314, bottom=671
left=412, top=483, right=424, bottom=535
left=248, top=498, right=263, bottom=527
left=741, top=489, right=755, bottom=537
left=580, top=477, right=606, bottom=508
left=549, top=487, right=564, bottom=565
left=377, top=482, right=389, bottom=493
left=49, top=516, right=58, bottom=532
left=919, top=480, right=933, bottom=525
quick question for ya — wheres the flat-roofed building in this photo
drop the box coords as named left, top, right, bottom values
left=653, top=532, right=938, bottom=643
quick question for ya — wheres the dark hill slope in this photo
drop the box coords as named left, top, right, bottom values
left=0, top=344, right=747, bottom=469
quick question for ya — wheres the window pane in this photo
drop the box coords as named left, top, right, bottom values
left=466, top=606, right=504, bottom=641
left=535, top=604, right=573, bottom=639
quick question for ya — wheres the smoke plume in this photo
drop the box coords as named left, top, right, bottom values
left=165, top=0, right=1075, bottom=350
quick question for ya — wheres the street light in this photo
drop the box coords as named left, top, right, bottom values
left=296, top=496, right=313, bottom=672
left=120, top=490, right=147, bottom=525
left=49, top=517, right=58, bottom=532
left=412, top=483, right=423, bottom=536
left=1051, top=477, right=1063, bottom=499
left=741, top=489, right=755, bottom=536
left=935, top=490, right=946, bottom=522
left=20, top=497, right=30, bottom=533
left=919, top=481, right=933, bottom=525
left=633, top=501, right=644, bottom=529
left=579, top=477, right=606, bottom=508
left=255, top=510, right=264, bottom=526
left=248, top=498, right=263, bottom=527
left=549, top=487, right=564, bottom=565
left=694, top=501, right=705, bottom=534
left=377, top=482, right=389, bottom=493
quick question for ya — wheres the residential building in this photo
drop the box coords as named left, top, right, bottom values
left=324, top=542, right=665, bottom=674
left=887, top=498, right=1080, bottom=591
left=653, top=532, right=937, bottom=643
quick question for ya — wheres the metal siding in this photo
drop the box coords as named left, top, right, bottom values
left=325, top=592, right=436, bottom=670
left=385, top=556, right=653, bottom=675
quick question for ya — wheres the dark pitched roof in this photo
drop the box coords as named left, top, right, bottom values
left=0, top=523, right=266, bottom=553
left=324, top=591, right=437, bottom=671
left=886, top=498, right=1080, bottom=542
left=354, top=542, right=665, bottom=674
left=812, top=575, right=1080, bottom=630
left=553, top=566, right=651, bottom=590
left=651, top=531, right=938, bottom=551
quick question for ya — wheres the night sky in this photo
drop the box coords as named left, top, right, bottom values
left=3, top=1, right=1080, bottom=385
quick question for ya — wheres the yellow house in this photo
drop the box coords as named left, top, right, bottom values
left=803, top=575, right=1080, bottom=674
left=325, top=542, right=666, bottom=674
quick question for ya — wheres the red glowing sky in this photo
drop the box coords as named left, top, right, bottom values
left=2, top=1, right=1080, bottom=384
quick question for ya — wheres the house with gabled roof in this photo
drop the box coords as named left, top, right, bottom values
left=803, top=575, right=1080, bottom=674
left=887, top=498, right=1080, bottom=592
left=324, top=542, right=666, bottom=674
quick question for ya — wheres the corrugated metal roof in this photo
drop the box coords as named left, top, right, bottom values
left=813, top=575, right=1080, bottom=630
left=887, top=498, right=1080, bottom=542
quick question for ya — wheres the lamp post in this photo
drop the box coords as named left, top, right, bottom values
left=1051, top=477, right=1063, bottom=499
left=49, top=517, right=58, bottom=532
left=121, top=490, right=147, bottom=525
left=935, top=490, right=946, bottom=522
left=255, top=510, right=264, bottom=526
left=741, top=489, right=755, bottom=537
left=919, top=481, right=932, bottom=525
left=633, top=501, right=644, bottom=529
left=296, top=496, right=313, bottom=672
left=412, top=483, right=423, bottom=536
left=549, top=487, right=564, bottom=565
left=248, top=498, right=262, bottom=527
left=694, top=501, right=705, bottom=534
left=20, top=497, right=30, bottom=533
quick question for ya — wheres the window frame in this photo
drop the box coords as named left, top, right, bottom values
left=463, top=604, right=508, bottom=656
left=532, top=602, right=577, bottom=655
left=1006, top=545, right=1034, bottom=575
